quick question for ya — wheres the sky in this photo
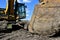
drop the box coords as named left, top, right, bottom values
left=0, top=0, right=39, bottom=20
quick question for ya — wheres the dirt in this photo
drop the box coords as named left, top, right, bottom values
left=0, top=29, right=60, bottom=40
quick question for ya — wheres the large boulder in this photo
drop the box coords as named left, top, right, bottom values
left=28, top=0, right=60, bottom=36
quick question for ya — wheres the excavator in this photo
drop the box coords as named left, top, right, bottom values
left=0, top=0, right=27, bottom=30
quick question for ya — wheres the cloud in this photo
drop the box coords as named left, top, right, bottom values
left=17, top=0, right=21, bottom=3
left=26, top=8, right=30, bottom=13
left=26, top=14, right=29, bottom=16
left=26, top=8, right=30, bottom=17
left=23, top=0, right=32, bottom=3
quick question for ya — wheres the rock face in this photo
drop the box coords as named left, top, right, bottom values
left=28, top=0, right=60, bottom=36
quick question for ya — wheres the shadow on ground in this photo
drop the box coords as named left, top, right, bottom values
left=50, top=30, right=60, bottom=38
left=0, top=25, right=23, bottom=33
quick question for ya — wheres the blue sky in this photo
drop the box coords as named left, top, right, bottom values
left=0, top=0, right=39, bottom=20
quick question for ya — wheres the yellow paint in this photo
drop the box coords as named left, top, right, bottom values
left=4, top=1, right=8, bottom=14
left=4, top=0, right=16, bottom=14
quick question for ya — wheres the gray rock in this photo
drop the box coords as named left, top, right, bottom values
left=28, top=0, right=60, bottom=36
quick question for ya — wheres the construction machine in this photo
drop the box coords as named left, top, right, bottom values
left=0, top=0, right=27, bottom=30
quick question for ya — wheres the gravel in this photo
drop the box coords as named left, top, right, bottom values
left=0, top=29, right=60, bottom=40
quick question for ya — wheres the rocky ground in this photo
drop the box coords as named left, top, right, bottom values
left=0, top=29, right=60, bottom=40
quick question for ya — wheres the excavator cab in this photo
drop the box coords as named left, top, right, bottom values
left=15, top=3, right=26, bottom=19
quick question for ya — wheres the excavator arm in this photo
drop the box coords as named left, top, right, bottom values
left=4, top=0, right=8, bottom=14
left=4, top=0, right=16, bottom=15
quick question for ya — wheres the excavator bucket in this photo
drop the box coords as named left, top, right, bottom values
left=28, top=0, right=60, bottom=36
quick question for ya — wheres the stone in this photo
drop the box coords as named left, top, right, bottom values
left=28, top=0, right=60, bottom=36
